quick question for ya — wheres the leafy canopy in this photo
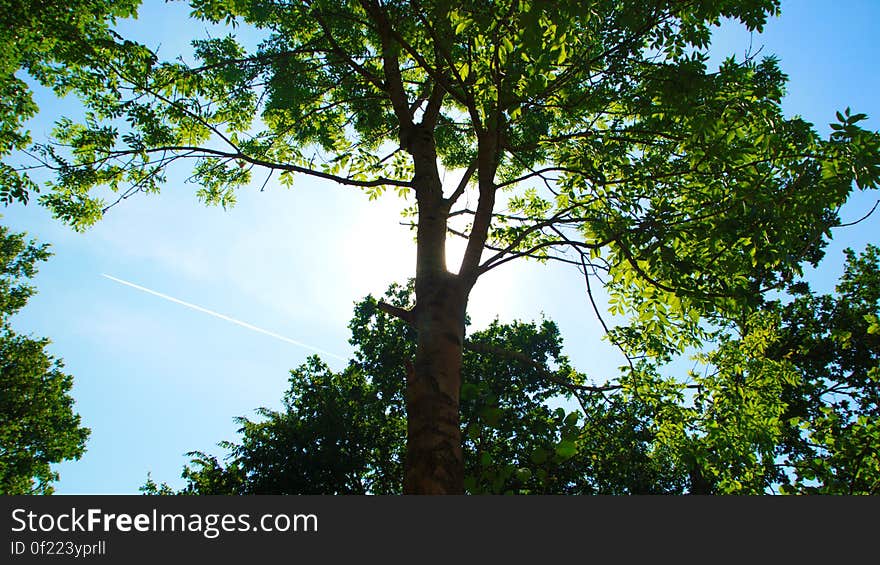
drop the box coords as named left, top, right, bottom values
left=611, top=245, right=880, bottom=494
left=0, top=0, right=140, bottom=205
left=146, top=247, right=880, bottom=495
left=145, top=284, right=683, bottom=495
left=4, top=0, right=879, bottom=494
left=4, top=1, right=877, bottom=312
left=772, top=246, right=880, bottom=494
left=0, top=224, right=90, bottom=494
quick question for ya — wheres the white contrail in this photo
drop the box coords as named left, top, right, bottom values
left=101, top=273, right=346, bottom=361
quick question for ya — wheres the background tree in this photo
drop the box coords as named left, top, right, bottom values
left=773, top=245, right=880, bottom=494
left=608, top=245, right=880, bottom=494
left=0, top=224, right=90, bottom=494
left=149, top=246, right=879, bottom=495
left=7, top=0, right=880, bottom=493
left=145, top=284, right=685, bottom=494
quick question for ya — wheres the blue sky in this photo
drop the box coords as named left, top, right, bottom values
left=3, top=1, right=879, bottom=494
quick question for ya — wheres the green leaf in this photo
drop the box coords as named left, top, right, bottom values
left=480, top=406, right=503, bottom=427
left=555, top=440, right=577, bottom=460
left=530, top=447, right=548, bottom=465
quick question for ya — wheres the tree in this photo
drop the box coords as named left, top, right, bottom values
left=0, top=224, right=90, bottom=494
left=606, top=245, right=880, bottom=494
left=144, top=285, right=685, bottom=495
left=772, top=245, right=880, bottom=494
left=0, top=0, right=140, bottom=205
left=146, top=247, right=879, bottom=495
left=6, top=1, right=880, bottom=493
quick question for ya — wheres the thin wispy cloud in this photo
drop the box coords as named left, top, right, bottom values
left=101, top=273, right=346, bottom=361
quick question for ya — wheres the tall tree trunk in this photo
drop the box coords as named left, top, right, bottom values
left=402, top=129, right=500, bottom=494
left=405, top=271, right=467, bottom=494
left=402, top=127, right=469, bottom=494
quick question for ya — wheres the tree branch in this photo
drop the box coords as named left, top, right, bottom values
left=377, top=300, right=417, bottom=325
left=421, top=81, right=446, bottom=129
left=442, top=224, right=589, bottom=269
left=311, top=8, right=387, bottom=93
left=443, top=160, right=477, bottom=205
left=459, top=131, right=502, bottom=282
left=92, top=145, right=412, bottom=189
left=579, top=253, right=636, bottom=372
left=359, top=0, right=413, bottom=130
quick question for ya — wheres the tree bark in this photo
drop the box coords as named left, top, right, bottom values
left=401, top=125, right=470, bottom=494
left=405, top=270, right=468, bottom=494
left=401, top=129, right=500, bottom=494
left=356, top=1, right=480, bottom=493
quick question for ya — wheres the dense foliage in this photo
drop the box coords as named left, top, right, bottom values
left=607, top=245, right=880, bottom=494
left=774, top=246, right=880, bottom=494
left=147, top=249, right=879, bottom=494
left=0, top=224, right=89, bottom=494
left=0, top=0, right=140, bottom=205
left=144, top=284, right=683, bottom=494
left=6, top=0, right=879, bottom=492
